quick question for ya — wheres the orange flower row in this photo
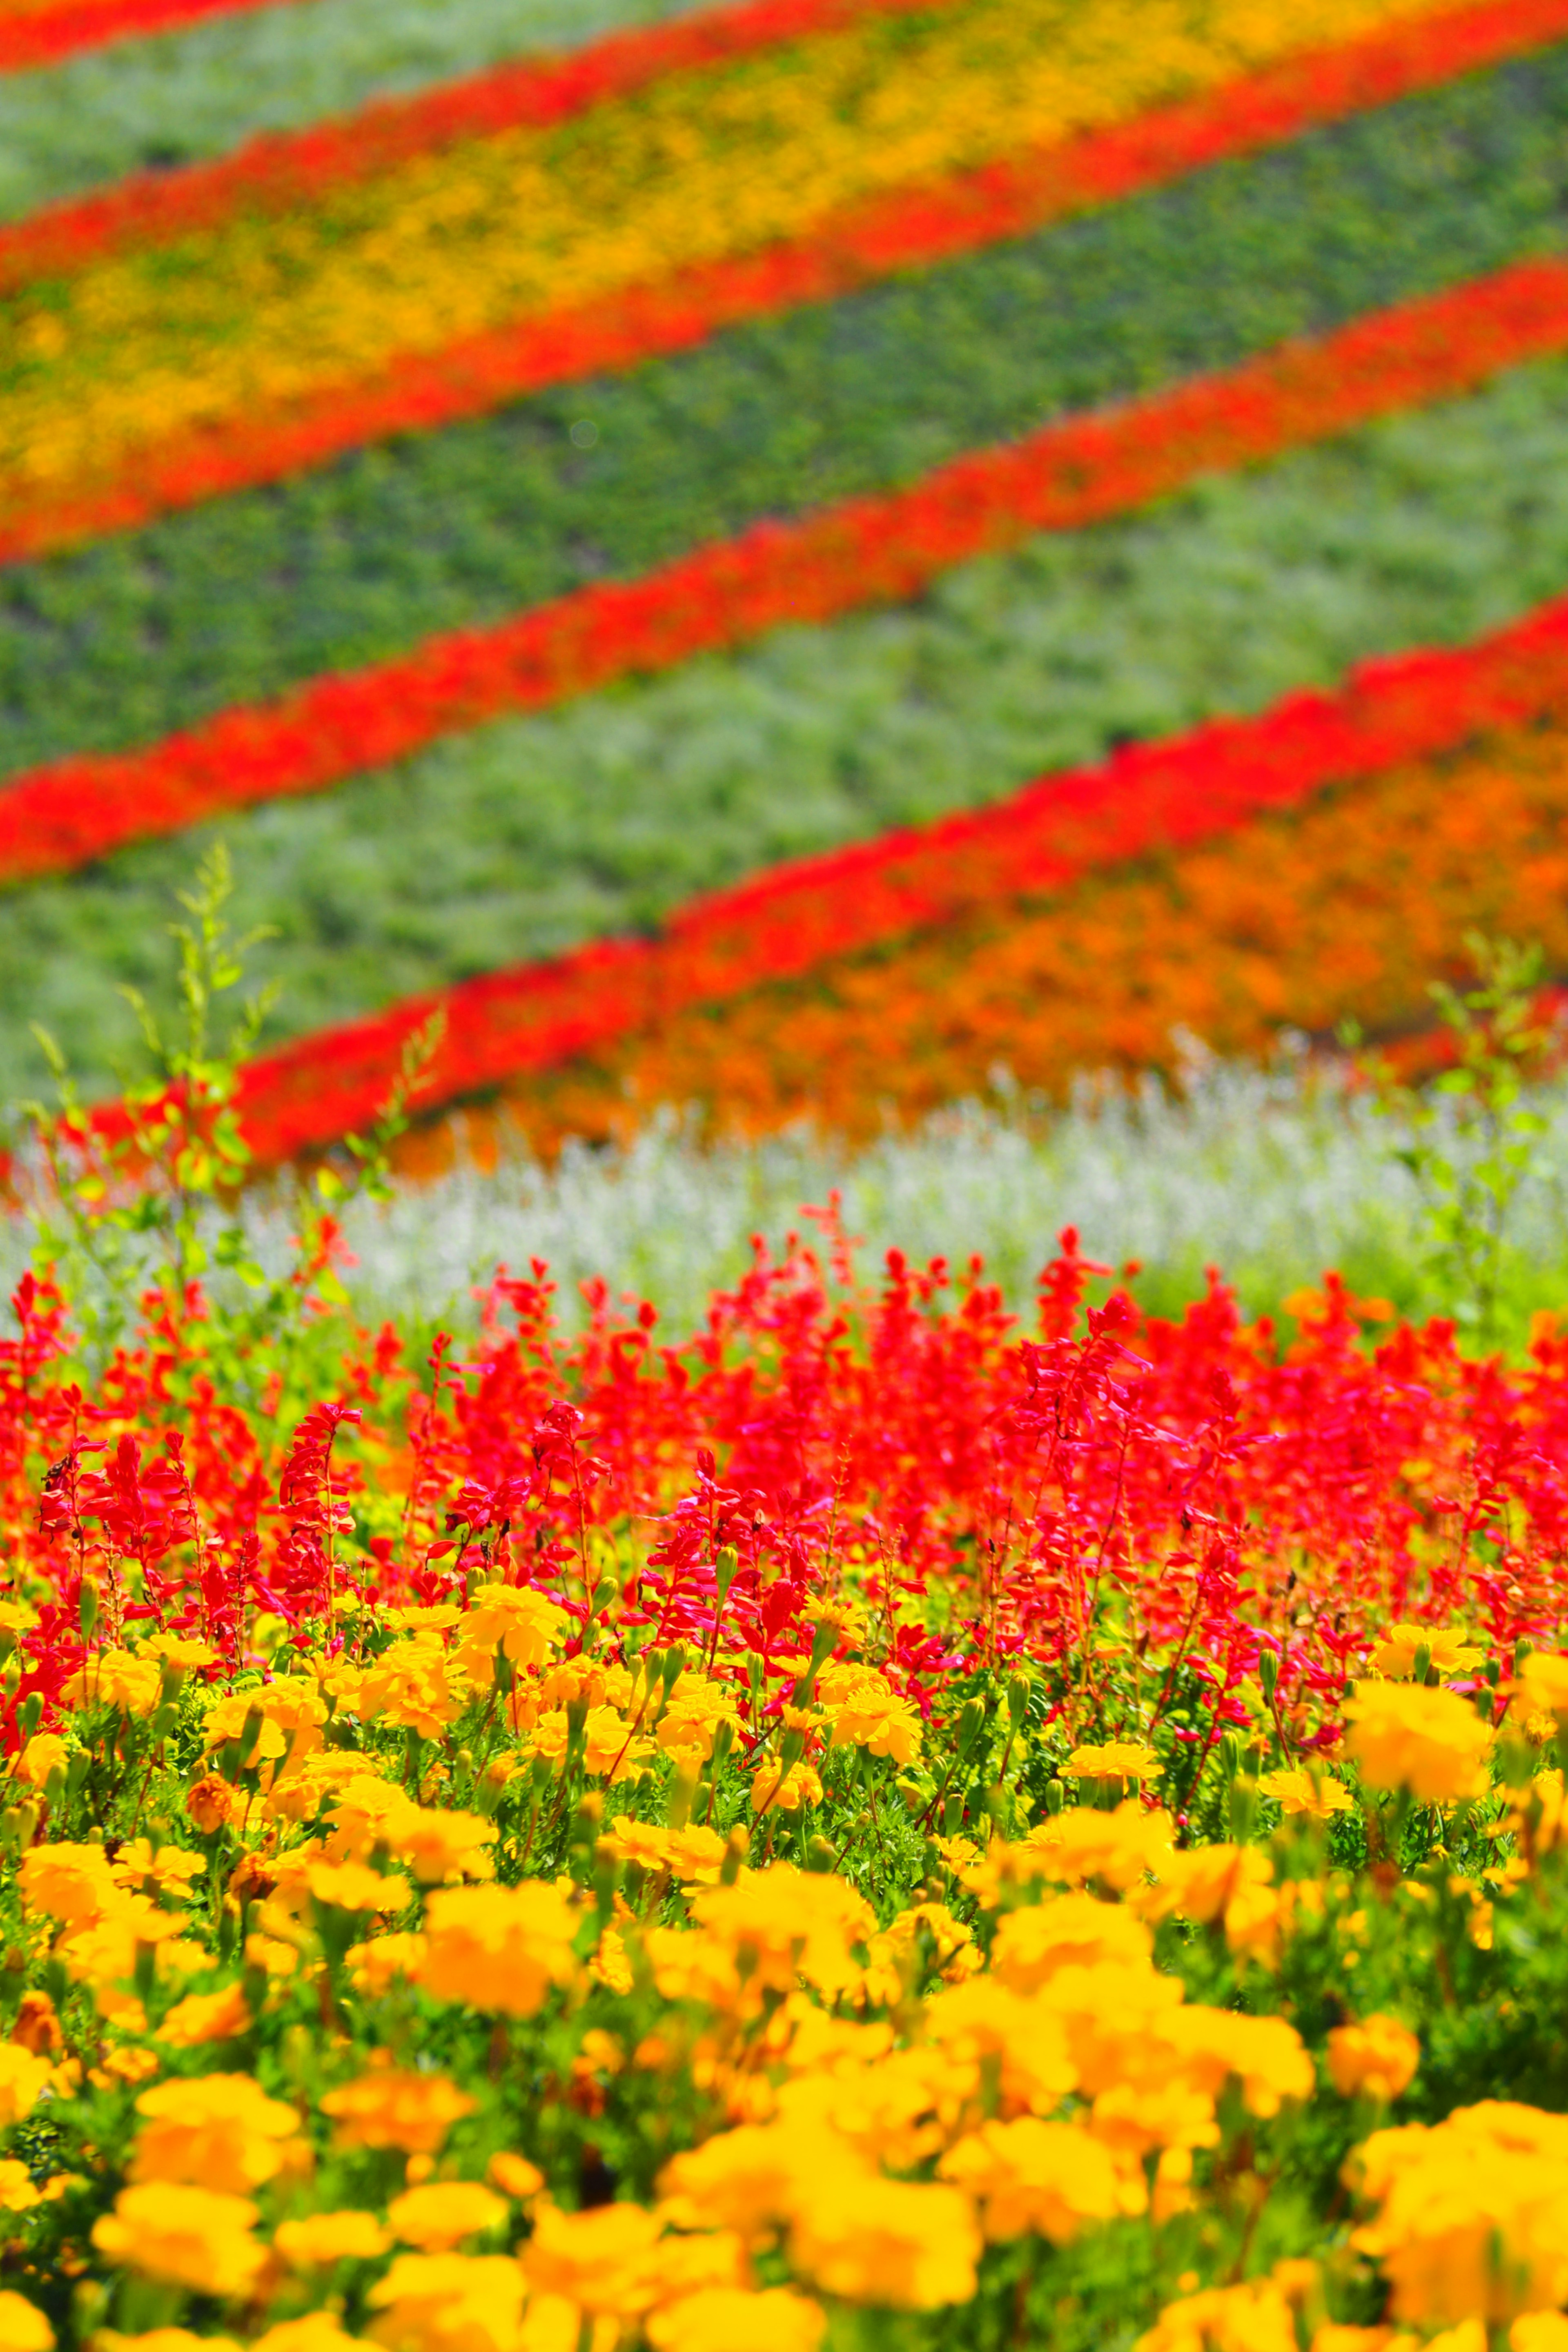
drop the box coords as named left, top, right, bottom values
left=468, top=717, right=1568, bottom=1155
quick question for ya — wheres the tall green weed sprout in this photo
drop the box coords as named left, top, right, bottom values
left=13, top=844, right=442, bottom=1418
left=1354, top=932, right=1564, bottom=1343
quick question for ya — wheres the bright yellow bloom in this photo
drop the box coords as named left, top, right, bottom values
left=1258, top=1766, right=1355, bottom=1820
left=690, top=1865, right=874, bottom=2001
left=645, top=2287, right=825, bottom=2352
left=59, top=1650, right=162, bottom=1717
left=1137, top=2272, right=1306, bottom=2352
left=307, top=1860, right=412, bottom=1916
left=365, top=2253, right=526, bottom=2352
left=1019, top=1800, right=1176, bottom=1890
left=1368, top=1624, right=1485, bottom=1679
left=13, top=1734, right=67, bottom=1788
left=249, top=2321, right=367, bottom=2352
left=321, top=2069, right=477, bottom=2155
left=384, top=1805, right=496, bottom=1886
left=1327, top=2016, right=1421, bottom=2103
left=419, top=1880, right=580, bottom=2018
left=386, top=2181, right=508, bottom=2252
left=1062, top=1742, right=1163, bottom=1781
left=989, top=1893, right=1152, bottom=1991
left=17, top=1841, right=117, bottom=1925
left=749, top=1758, right=824, bottom=1814
left=0, top=2300, right=51, bottom=2352
left=0, top=2045, right=54, bottom=2129
left=127, top=2074, right=305, bottom=2194
left=274, top=2210, right=392, bottom=2267
left=601, top=1819, right=725, bottom=1884
left=820, top=1667, right=922, bottom=1765
left=461, top=1585, right=572, bottom=1665
left=1350, top=2102, right=1568, bottom=2321
left=91, top=2182, right=265, bottom=2296
left=1345, top=1682, right=1494, bottom=1804
left=788, top=2173, right=980, bottom=2309
left=155, top=1982, right=252, bottom=2047
left=938, top=2116, right=1145, bottom=2241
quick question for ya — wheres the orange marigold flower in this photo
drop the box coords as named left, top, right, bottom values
left=1344, top=1683, right=1493, bottom=1806
left=127, top=2074, right=304, bottom=2194
left=386, top=2181, right=507, bottom=2252
left=91, top=2182, right=265, bottom=2296
left=273, top=2210, right=392, bottom=2267
left=419, top=1881, right=580, bottom=2018
left=787, top=2174, right=980, bottom=2310
left=1327, top=2016, right=1421, bottom=2104
left=321, top=2069, right=476, bottom=2156
left=645, top=2287, right=826, bottom=2352
left=938, top=2116, right=1145, bottom=2241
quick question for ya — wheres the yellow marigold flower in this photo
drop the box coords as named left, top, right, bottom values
left=13, top=1734, right=67, bottom=1789
left=1258, top=1766, right=1355, bottom=1820
left=1514, top=2318, right=1568, bottom=2352
left=387, top=2182, right=507, bottom=2252
left=530, top=1704, right=646, bottom=1782
left=1139, top=1844, right=1273, bottom=1929
left=91, top=2182, right=264, bottom=2296
left=346, top=1931, right=428, bottom=1995
left=691, top=1866, right=874, bottom=2001
left=0, top=2046, right=55, bottom=2130
left=1062, top=1742, right=1163, bottom=1781
left=140, top=1633, right=222, bottom=1675
left=274, top=2209, right=392, bottom=2267
left=788, top=2173, right=980, bottom=2310
left=1161, top=2007, right=1314, bottom=2118
left=60, top=1650, right=162, bottom=1717
left=1327, top=2016, right=1421, bottom=2103
left=923, top=1976, right=1078, bottom=2115
left=1137, top=2275, right=1303, bottom=2352
left=419, top=1880, right=579, bottom=2018
left=1369, top=1624, right=1485, bottom=1679
left=307, top=1860, right=412, bottom=1916
left=365, top=2252, right=526, bottom=2352
left=321, top=2068, right=477, bottom=2155
left=1510, top=1651, right=1568, bottom=1732
left=358, top=1642, right=459, bottom=1740
left=17, top=1841, right=117, bottom=1925
left=938, top=2116, right=1145, bottom=2241
left=749, top=1759, right=823, bottom=1815
left=522, top=2200, right=669, bottom=2316
left=384, top=1806, right=496, bottom=1887
left=250, top=2323, right=365, bottom=2352
left=1345, top=1682, right=1494, bottom=1805
left=94, top=2332, right=238, bottom=2352
left=463, top=1585, right=571, bottom=1665
left=645, top=2287, right=825, bottom=2352
left=990, top=1893, right=1152, bottom=1991
left=488, top=2153, right=544, bottom=2202
left=0, top=2163, right=38, bottom=2215
left=111, top=1842, right=205, bottom=1905
left=155, top=1983, right=252, bottom=2047
left=0, top=2301, right=51, bottom=2352
left=1089, top=2081, right=1220, bottom=2164
left=128, top=2074, right=303, bottom=2194
left=1350, top=2102, right=1568, bottom=2322
left=658, top=2120, right=862, bottom=2241
left=821, top=1669, right=922, bottom=1766
left=656, top=1676, right=741, bottom=1765
left=1020, top=1800, right=1176, bottom=1891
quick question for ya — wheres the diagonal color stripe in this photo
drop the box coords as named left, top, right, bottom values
left=0, top=0, right=1469, bottom=557
left=8, top=253, right=1568, bottom=885
left=0, top=0, right=940, bottom=285
left=0, top=0, right=281, bottom=74
left=225, top=590, right=1568, bottom=1162
left=0, top=0, right=1560, bottom=563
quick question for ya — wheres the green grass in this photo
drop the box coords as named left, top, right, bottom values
left=7, top=353, right=1568, bottom=1099
left=5, top=43, right=1568, bottom=776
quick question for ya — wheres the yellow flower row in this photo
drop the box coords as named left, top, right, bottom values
left=1, top=0, right=1450, bottom=508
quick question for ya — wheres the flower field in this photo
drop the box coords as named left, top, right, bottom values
left=0, top=1182, right=1568, bottom=2352
left=9, top=0, right=1568, bottom=1116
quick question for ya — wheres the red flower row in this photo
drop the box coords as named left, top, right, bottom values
left=223, top=587, right=1568, bottom=1165
left=3, top=0, right=1565, bottom=566
left=0, top=0, right=276, bottom=74
left=13, top=250, right=1568, bottom=890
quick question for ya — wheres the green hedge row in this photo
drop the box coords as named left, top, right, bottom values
left=4, top=44, right=1568, bottom=778
left=5, top=354, right=1568, bottom=1103
left=0, top=0, right=702, bottom=223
